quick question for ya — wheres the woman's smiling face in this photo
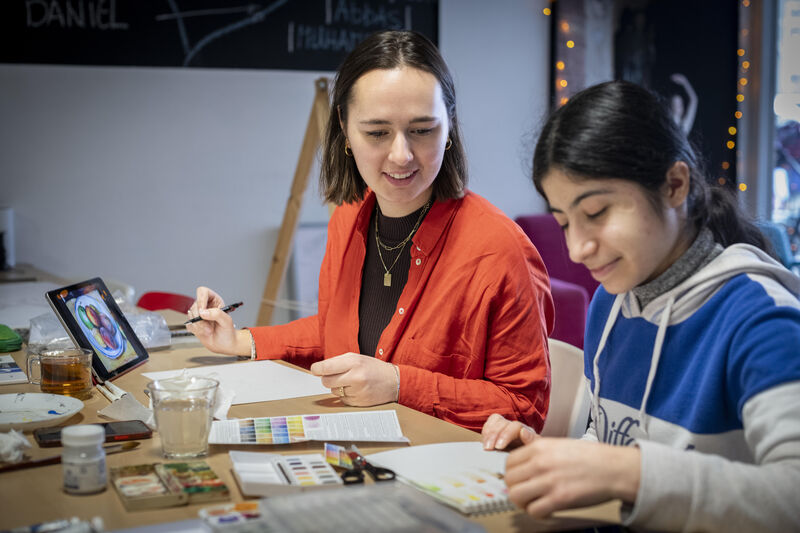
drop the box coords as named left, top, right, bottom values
left=343, top=66, right=449, bottom=217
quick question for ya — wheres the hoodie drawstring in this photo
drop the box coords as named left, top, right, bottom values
left=590, top=294, right=675, bottom=439
left=638, top=296, right=675, bottom=434
left=591, top=294, right=623, bottom=433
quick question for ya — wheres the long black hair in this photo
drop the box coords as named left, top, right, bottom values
left=532, top=80, right=769, bottom=251
left=321, top=30, right=468, bottom=205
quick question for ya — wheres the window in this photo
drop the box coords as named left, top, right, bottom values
left=772, top=0, right=800, bottom=257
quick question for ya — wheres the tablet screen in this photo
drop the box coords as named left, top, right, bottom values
left=46, top=278, right=148, bottom=382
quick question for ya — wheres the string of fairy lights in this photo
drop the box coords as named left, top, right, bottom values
left=542, top=2, right=571, bottom=108
left=544, top=0, right=751, bottom=192
left=725, top=0, right=752, bottom=192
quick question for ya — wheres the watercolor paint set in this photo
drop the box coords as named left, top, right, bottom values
left=229, top=451, right=343, bottom=497
left=110, top=461, right=229, bottom=511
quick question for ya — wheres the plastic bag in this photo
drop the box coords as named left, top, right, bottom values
left=114, top=293, right=171, bottom=350
left=27, top=311, right=75, bottom=354
left=28, top=296, right=171, bottom=353
left=125, top=310, right=171, bottom=350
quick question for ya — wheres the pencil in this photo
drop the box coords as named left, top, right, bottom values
left=0, top=441, right=140, bottom=474
left=183, top=302, right=243, bottom=325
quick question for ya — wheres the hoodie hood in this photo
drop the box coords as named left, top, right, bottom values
left=590, top=243, right=800, bottom=436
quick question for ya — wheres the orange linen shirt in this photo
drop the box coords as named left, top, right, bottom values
left=250, top=190, right=554, bottom=432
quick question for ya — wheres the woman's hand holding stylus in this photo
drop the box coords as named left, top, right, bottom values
left=186, top=286, right=250, bottom=356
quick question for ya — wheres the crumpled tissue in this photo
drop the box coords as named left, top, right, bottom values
left=211, top=383, right=235, bottom=420
left=98, top=393, right=157, bottom=430
left=0, top=429, right=32, bottom=463
left=97, top=379, right=233, bottom=429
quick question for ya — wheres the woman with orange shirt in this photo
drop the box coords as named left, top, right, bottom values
left=186, top=30, right=553, bottom=432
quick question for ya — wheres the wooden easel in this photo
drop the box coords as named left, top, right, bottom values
left=256, top=77, right=331, bottom=326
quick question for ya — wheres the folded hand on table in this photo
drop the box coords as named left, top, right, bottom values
left=310, top=353, right=399, bottom=407
left=186, top=286, right=250, bottom=356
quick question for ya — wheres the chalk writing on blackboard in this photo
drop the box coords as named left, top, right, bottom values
left=25, top=0, right=129, bottom=30
left=3, top=0, right=439, bottom=70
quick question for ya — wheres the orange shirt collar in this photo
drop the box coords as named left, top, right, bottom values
left=354, top=189, right=462, bottom=256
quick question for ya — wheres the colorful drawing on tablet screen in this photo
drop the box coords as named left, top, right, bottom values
left=61, top=285, right=139, bottom=373
left=74, top=295, right=125, bottom=358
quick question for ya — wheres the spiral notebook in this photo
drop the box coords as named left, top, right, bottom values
left=366, top=441, right=515, bottom=515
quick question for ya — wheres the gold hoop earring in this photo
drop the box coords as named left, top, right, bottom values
left=344, top=140, right=353, bottom=157
left=445, top=138, right=453, bottom=150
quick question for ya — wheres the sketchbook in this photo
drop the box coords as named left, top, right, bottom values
left=367, top=441, right=514, bottom=515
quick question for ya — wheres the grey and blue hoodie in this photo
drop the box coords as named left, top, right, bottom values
left=584, top=243, right=800, bottom=531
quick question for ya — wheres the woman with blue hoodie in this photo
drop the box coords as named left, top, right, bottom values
left=482, top=80, right=800, bottom=531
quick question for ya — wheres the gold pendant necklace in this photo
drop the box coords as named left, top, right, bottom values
left=375, top=200, right=431, bottom=287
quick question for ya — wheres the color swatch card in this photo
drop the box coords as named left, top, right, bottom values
left=0, top=355, right=27, bottom=385
left=208, top=410, right=408, bottom=445
left=229, top=451, right=343, bottom=497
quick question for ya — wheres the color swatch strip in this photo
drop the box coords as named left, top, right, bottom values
left=236, top=415, right=307, bottom=444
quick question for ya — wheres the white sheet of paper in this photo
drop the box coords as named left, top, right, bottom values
left=142, top=360, right=329, bottom=405
left=0, top=281, right=60, bottom=329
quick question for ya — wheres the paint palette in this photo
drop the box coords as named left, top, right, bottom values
left=229, top=451, right=343, bottom=497
left=109, top=461, right=229, bottom=511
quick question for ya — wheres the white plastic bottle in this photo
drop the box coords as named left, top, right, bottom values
left=62, top=424, right=107, bottom=494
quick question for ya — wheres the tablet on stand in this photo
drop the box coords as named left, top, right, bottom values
left=46, top=277, right=149, bottom=384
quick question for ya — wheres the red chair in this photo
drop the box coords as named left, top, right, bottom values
left=516, top=214, right=600, bottom=349
left=136, top=291, right=195, bottom=314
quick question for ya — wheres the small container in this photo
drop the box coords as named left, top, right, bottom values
left=62, top=425, right=107, bottom=494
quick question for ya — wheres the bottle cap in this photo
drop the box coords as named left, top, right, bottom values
left=62, top=424, right=104, bottom=446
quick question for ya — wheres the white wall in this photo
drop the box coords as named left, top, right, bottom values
left=0, top=0, right=550, bottom=327
left=441, top=0, right=550, bottom=215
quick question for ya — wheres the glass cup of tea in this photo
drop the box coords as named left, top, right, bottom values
left=146, top=376, right=219, bottom=459
left=27, top=348, right=94, bottom=400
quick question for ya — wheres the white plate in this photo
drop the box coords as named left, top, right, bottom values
left=0, top=393, right=84, bottom=432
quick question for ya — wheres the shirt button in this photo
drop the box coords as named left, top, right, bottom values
left=398, top=308, right=405, bottom=315
left=378, top=348, right=384, bottom=355
left=416, top=246, right=421, bottom=251
left=415, top=259, right=422, bottom=266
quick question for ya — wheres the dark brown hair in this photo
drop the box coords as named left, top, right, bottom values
left=532, top=80, right=769, bottom=251
left=321, top=30, right=467, bottom=205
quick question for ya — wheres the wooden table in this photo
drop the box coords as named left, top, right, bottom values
left=0, top=345, right=619, bottom=532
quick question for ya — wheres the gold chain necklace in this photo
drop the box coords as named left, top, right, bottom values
left=375, top=200, right=432, bottom=287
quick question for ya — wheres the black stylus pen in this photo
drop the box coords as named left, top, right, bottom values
left=184, top=301, right=243, bottom=325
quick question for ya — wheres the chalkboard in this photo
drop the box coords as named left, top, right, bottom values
left=1, top=0, right=438, bottom=70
